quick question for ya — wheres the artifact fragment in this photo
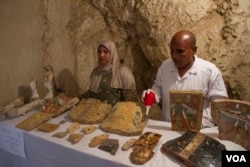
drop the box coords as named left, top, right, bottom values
left=134, top=132, right=162, bottom=149
left=58, top=119, right=66, bottom=125
left=130, top=146, right=154, bottom=164
left=99, top=102, right=148, bottom=136
left=52, top=131, right=69, bottom=138
left=67, top=122, right=80, bottom=133
left=68, top=98, right=112, bottom=124
left=82, top=125, right=97, bottom=134
left=42, top=93, right=79, bottom=117
left=98, top=138, right=119, bottom=155
left=211, top=99, right=250, bottom=150
left=43, top=65, right=55, bottom=100
left=68, top=133, right=84, bottom=144
left=0, top=96, right=24, bottom=116
left=89, top=133, right=110, bottom=148
left=161, top=131, right=226, bottom=167
left=5, top=99, right=45, bottom=118
left=15, top=111, right=53, bottom=131
left=121, top=138, right=136, bottom=151
left=30, top=78, right=40, bottom=101
left=37, top=122, right=59, bottom=132
left=169, top=90, right=204, bottom=131
left=130, top=132, right=162, bottom=165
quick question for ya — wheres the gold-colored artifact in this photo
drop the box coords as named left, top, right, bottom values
left=99, top=102, right=148, bottom=136
left=68, top=98, right=112, bottom=124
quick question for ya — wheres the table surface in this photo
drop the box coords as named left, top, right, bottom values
left=0, top=109, right=246, bottom=167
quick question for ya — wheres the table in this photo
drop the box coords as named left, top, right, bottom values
left=0, top=109, right=246, bottom=167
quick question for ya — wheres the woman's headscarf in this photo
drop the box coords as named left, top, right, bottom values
left=89, top=40, right=123, bottom=93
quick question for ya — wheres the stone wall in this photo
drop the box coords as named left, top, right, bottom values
left=0, top=0, right=249, bottom=106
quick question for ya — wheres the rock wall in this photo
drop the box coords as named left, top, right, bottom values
left=1, top=0, right=249, bottom=107
left=54, top=0, right=249, bottom=100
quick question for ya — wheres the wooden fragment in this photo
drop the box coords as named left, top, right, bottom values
left=82, top=125, right=97, bottom=134
left=161, top=131, right=226, bottom=167
left=211, top=99, right=250, bottom=150
left=130, top=132, right=161, bottom=165
left=121, top=138, right=136, bottom=151
left=16, top=111, right=53, bottom=131
left=68, top=133, right=84, bottom=144
left=67, top=122, right=80, bottom=133
left=169, top=90, right=204, bottom=131
left=37, top=122, right=59, bottom=132
left=52, top=131, right=69, bottom=138
left=89, top=134, right=109, bottom=148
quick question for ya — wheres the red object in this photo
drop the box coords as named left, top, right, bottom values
left=144, top=91, right=156, bottom=107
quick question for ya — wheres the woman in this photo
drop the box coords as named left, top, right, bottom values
left=79, top=40, right=138, bottom=105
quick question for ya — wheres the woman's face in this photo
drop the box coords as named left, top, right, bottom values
left=98, top=46, right=111, bottom=66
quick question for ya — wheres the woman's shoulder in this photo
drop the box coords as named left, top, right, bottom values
left=118, top=64, right=134, bottom=77
left=119, top=64, right=133, bottom=72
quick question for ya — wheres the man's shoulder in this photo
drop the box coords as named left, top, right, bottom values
left=196, top=57, right=217, bottom=69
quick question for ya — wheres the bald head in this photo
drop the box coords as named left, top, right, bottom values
left=171, top=30, right=196, bottom=48
left=169, top=30, right=197, bottom=74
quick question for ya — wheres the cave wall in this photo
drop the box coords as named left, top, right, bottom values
left=69, top=0, right=250, bottom=100
left=0, top=0, right=44, bottom=105
left=0, top=0, right=249, bottom=107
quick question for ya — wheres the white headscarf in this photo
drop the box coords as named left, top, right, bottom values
left=89, top=40, right=123, bottom=93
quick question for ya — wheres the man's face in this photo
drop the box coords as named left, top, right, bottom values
left=170, top=35, right=196, bottom=69
left=98, top=46, right=111, bottom=66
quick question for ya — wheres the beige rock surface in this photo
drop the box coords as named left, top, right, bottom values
left=0, top=0, right=249, bottom=113
left=40, top=0, right=249, bottom=101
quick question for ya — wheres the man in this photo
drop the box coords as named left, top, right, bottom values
left=143, top=30, right=228, bottom=128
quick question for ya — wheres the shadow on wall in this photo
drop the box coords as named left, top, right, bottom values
left=18, top=85, right=31, bottom=103
left=56, top=68, right=80, bottom=97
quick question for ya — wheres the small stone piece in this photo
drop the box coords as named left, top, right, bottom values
left=121, top=138, right=136, bottom=151
left=52, top=131, right=68, bottom=138
left=68, top=133, right=84, bottom=144
left=82, top=125, right=97, bottom=134
left=67, top=122, right=80, bottom=133
left=89, top=134, right=109, bottom=147
left=98, top=138, right=119, bottom=155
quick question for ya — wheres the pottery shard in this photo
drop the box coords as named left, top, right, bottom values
left=68, top=133, right=84, bottom=144
left=121, top=138, right=136, bottom=151
left=52, top=131, right=69, bottom=138
left=89, top=134, right=110, bottom=147
left=68, top=98, right=112, bottom=124
left=98, top=138, right=119, bottom=155
left=67, top=122, right=80, bottom=133
left=82, top=125, right=97, bottom=134
left=99, top=102, right=148, bottom=136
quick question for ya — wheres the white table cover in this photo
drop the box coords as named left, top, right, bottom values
left=0, top=109, right=245, bottom=167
